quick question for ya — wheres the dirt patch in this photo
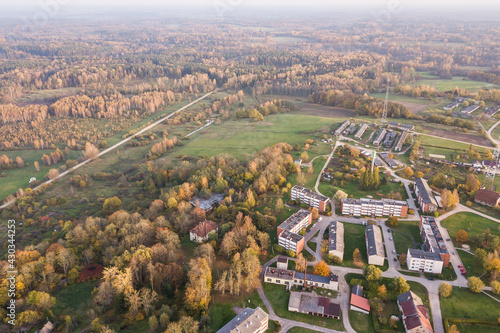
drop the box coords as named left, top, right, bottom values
left=395, top=101, right=428, bottom=114
left=297, top=103, right=356, bottom=118
left=421, top=126, right=494, bottom=147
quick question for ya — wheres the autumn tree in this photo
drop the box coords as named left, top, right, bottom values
left=439, top=282, right=452, bottom=297
left=313, top=260, right=330, bottom=277
left=455, top=230, right=468, bottom=244
left=403, top=167, right=414, bottom=178
left=276, top=198, right=284, bottom=213
left=83, top=142, right=99, bottom=160
left=364, top=265, right=382, bottom=281
left=185, top=258, right=212, bottom=312
left=467, top=276, right=484, bottom=293
left=441, top=188, right=459, bottom=209
left=334, top=190, right=348, bottom=202
left=465, top=174, right=480, bottom=193
left=295, top=253, right=307, bottom=273
left=102, top=196, right=122, bottom=215
left=393, top=276, right=410, bottom=294
left=353, top=248, right=364, bottom=268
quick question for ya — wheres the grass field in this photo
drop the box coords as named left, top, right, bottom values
left=413, top=77, right=499, bottom=92
left=417, top=135, right=491, bottom=161
left=318, top=179, right=407, bottom=201
left=440, top=286, right=500, bottom=322
left=389, top=221, right=421, bottom=255
left=369, top=93, right=433, bottom=105
left=336, top=223, right=368, bottom=269
left=440, top=212, right=500, bottom=246
left=457, top=250, right=486, bottom=281
left=175, top=113, right=337, bottom=159
left=262, top=284, right=344, bottom=331
left=349, top=311, right=375, bottom=333
left=287, top=328, right=322, bottom=333
left=0, top=149, right=81, bottom=202
left=209, top=301, right=236, bottom=332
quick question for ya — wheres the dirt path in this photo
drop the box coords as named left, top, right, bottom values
left=0, top=90, right=217, bottom=210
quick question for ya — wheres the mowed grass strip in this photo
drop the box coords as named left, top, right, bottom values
left=440, top=212, right=500, bottom=241
left=176, top=113, right=337, bottom=159
left=440, top=286, right=500, bottom=321
left=390, top=220, right=421, bottom=255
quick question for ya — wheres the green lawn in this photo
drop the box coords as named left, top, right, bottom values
left=440, top=287, right=500, bottom=321
left=390, top=221, right=421, bottom=255
left=349, top=311, right=375, bottom=333
left=0, top=149, right=81, bottom=201
left=262, top=284, right=344, bottom=331
left=457, top=250, right=486, bottom=281
left=440, top=212, right=500, bottom=247
left=413, top=77, right=499, bottom=92
left=418, top=135, right=490, bottom=160
left=336, top=223, right=368, bottom=269
left=175, top=113, right=337, bottom=159
left=318, top=178, right=407, bottom=201
left=369, top=93, right=432, bottom=105
left=287, top=328, right=323, bottom=333
left=209, top=301, right=236, bottom=332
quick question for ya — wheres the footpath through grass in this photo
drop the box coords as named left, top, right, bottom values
left=441, top=212, right=500, bottom=248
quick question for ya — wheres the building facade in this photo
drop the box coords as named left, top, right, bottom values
left=341, top=198, right=408, bottom=218
left=406, top=249, right=443, bottom=274
left=291, top=185, right=330, bottom=212
left=276, top=210, right=312, bottom=253
left=365, top=225, right=385, bottom=266
left=414, top=178, right=438, bottom=213
left=264, top=267, right=338, bottom=291
left=419, top=216, right=450, bottom=267
left=189, top=220, right=218, bottom=243
left=216, top=307, right=268, bottom=333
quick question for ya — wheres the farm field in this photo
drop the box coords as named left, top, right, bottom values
left=413, top=77, right=499, bottom=92
left=297, top=102, right=357, bottom=119
left=175, top=113, right=338, bottom=159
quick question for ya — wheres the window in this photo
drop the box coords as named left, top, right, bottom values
left=276, top=280, right=280, bottom=283
left=267, top=278, right=271, bottom=282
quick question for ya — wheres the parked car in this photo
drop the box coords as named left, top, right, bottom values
left=387, top=229, right=391, bottom=232
left=318, top=217, right=322, bottom=222
left=393, top=258, right=398, bottom=262
left=392, top=250, right=396, bottom=254
left=459, top=265, right=463, bottom=268
left=428, top=277, right=435, bottom=281
left=446, top=238, right=451, bottom=241
left=389, top=237, right=393, bottom=241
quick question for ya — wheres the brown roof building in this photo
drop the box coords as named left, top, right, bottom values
left=474, top=189, right=500, bottom=207
left=397, top=291, right=433, bottom=333
left=189, top=220, right=218, bottom=243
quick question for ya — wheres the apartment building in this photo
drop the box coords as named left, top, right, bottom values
left=276, top=210, right=312, bottom=253
left=373, top=129, right=387, bottom=146
left=328, top=221, right=344, bottom=261
left=414, top=178, right=438, bottom=213
left=406, top=249, right=443, bottom=274
left=291, top=185, right=330, bottom=212
left=341, top=198, right=408, bottom=218
left=419, top=216, right=450, bottom=267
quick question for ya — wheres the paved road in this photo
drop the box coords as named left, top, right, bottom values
left=481, top=118, right=500, bottom=146
left=0, top=90, right=217, bottom=210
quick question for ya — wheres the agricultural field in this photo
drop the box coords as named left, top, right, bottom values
left=175, top=113, right=339, bottom=159
left=413, top=77, right=499, bottom=93
left=417, top=134, right=492, bottom=160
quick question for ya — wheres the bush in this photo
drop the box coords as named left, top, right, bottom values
left=273, top=244, right=285, bottom=253
left=286, top=249, right=296, bottom=258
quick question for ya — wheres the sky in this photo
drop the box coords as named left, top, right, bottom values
left=6, top=0, right=500, bottom=8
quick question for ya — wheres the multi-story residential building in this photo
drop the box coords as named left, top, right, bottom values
left=365, top=225, right=385, bottom=266
left=406, top=249, right=443, bottom=274
left=264, top=267, right=338, bottom=291
left=276, top=210, right=312, bottom=254
left=328, top=221, right=344, bottom=261
left=278, top=230, right=305, bottom=254
left=397, top=291, right=433, bottom=333
left=419, top=216, right=450, bottom=266
left=341, top=198, right=408, bottom=218
left=414, top=178, right=438, bottom=213
left=216, top=307, right=269, bottom=333
left=291, top=185, right=330, bottom=212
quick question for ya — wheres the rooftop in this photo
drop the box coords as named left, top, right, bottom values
left=474, top=189, right=500, bottom=206
left=366, top=225, right=384, bottom=257
left=294, top=271, right=338, bottom=283
left=190, top=193, right=224, bottom=211
left=408, top=248, right=442, bottom=261
left=190, top=220, right=218, bottom=238
left=265, top=267, right=294, bottom=281
left=350, top=294, right=370, bottom=312
left=292, top=185, right=329, bottom=202
left=216, top=307, right=268, bottom=333
left=279, top=230, right=304, bottom=243
left=328, top=221, right=344, bottom=253
left=415, top=178, right=437, bottom=206
left=277, top=209, right=311, bottom=233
